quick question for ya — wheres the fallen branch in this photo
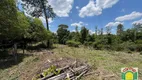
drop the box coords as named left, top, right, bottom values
left=47, top=65, right=89, bottom=80
left=75, top=70, right=88, bottom=80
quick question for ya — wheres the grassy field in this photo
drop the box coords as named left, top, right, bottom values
left=0, top=44, right=142, bottom=80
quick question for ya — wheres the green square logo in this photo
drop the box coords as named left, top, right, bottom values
left=121, top=67, right=138, bottom=80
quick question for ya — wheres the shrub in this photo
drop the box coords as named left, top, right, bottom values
left=66, top=40, right=81, bottom=47
left=104, top=45, right=111, bottom=50
left=114, top=45, right=124, bottom=51
left=0, top=49, right=9, bottom=59
left=140, top=52, right=142, bottom=55
left=92, top=42, right=104, bottom=50
left=84, top=42, right=93, bottom=46
left=127, top=50, right=132, bottom=54
left=136, top=40, right=142, bottom=44
left=127, top=45, right=136, bottom=51
left=135, top=44, right=142, bottom=52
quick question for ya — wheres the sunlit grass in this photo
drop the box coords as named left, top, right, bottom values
left=0, top=44, right=142, bottom=80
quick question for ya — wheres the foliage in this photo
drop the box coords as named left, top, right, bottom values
left=0, top=49, right=9, bottom=59
left=28, top=18, right=52, bottom=42
left=135, top=44, right=142, bottom=52
left=66, top=40, right=81, bottom=47
left=84, top=41, right=93, bottom=46
left=136, top=40, right=142, bottom=44
left=57, top=24, right=70, bottom=44
left=80, top=27, right=89, bottom=44
left=0, top=0, right=18, bottom=41
left=42, top=65, right=60, bottom=77
left=22, top=0, right=56, bottom=30
left=140, top=52, right=142, bottom=55
left=92, top=42, right=104, bottom=50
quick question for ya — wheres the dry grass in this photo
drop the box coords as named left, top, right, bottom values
left=0, top=44, right=142, bottom=80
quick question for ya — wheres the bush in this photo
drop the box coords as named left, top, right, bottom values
left=136, top=40, right=142, bottom=44
left=84, top=42, right=93, bottom=46
left=135, top=44, right=142, bottom=52
left=113, top=45, right=124, bottom=51
left=92, top=42, right=104, bottom=50
left=104, top=45, right=111, bottom=50
left=0, top=49, right=9, bottom=59
left=140, top=52, right=142, bottom=55
left=127, top=45, right=136, bottom=51
left=66, top=40, right=81, bottom=47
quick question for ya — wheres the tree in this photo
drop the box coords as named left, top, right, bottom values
left=133, top=23, right=142, bottom=41
left=57, top=24, right=69, bottom=44
left=95, top=26, right=98, bottom=35
left=80, top=27, right=89, bottom=44
left=106, top=26, right=111, bottom=35
left=117, top=24, right=123, bottom=35
left=22, top=0, right=56, bottom=30
left=101, top=28, right=103, bottom=35
left=0, top=0, right=18, bottom=42
left=29, top=18, right=52, bottom=42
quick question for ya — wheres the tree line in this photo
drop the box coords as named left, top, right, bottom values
left=56, top=24, right=142, bottom=52
left=0, top=0, right=142, bottom=59
left=0, top=0, right=53, bottom=58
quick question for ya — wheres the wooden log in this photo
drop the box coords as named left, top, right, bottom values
left=75, top=70, right=88, bottom=80
left=47, top=72, right=74, bottom=80
left=47, top=65, right=89, bottom=80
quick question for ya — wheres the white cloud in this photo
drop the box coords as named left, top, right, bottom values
left=79, top=0, right=119, bottom=18
left=132, top=19, right=142, bottom=25
left=79, top=0, right=102, bottom=18
left=96, top=0, right=119, bottom=9
left=48, top=0, right=74, bottom=17
left=89, top=30, right=95, bottom=34
left=39, top=17, right=53, bottom=24
left=71, top=30, right=76, bottom=32
left=105, top=22, right=122, bottom=27
left=76, top=6, right=80, bottom=9
left=71, top=21, right=84, bottom=27
left=115, top=11, right=142, bottom=21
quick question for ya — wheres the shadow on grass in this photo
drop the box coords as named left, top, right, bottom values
left=26, top=43, right=56, bottom=51
left=0, top=53, right=33, bottom=69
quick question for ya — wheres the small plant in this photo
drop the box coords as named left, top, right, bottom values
left=42, top=65, right=60, bottom=77
left=135, top=44, right=142, bottom=52
left=127, top=50, right=132, bottom=54
left=66, top=40, right=81, bottom=47
left=140, top=52, right=142, bottom=55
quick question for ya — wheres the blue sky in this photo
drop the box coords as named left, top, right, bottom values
left=19, top=0, right=142, bottom=34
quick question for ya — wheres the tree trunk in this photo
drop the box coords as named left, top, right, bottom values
left=41, top=0, right=50, bottom=48
left=13, top=43, right=17, bottom=63
left=41, top=0, right=49, bottom=30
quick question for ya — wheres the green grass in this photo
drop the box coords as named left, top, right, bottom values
left=0, top=44, right=142, bottom=80
left=52, top=44, right=142, bottom=79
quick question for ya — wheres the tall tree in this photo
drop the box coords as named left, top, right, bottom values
left=106, top=26, right=111, bottom=35
left=0, top=0, right=18, bottom=41
left=57, top=24, right=69, bottom=44
left=95, top=26, right=98, bottom=35
left=101, top=28, right=103, bottom=35
left=133, top=23, right=142, bottom=41
left=80, top=27, right=89, bottom=44
left=117, top=24, right=123, bottom=35
left=22, top=0, right=56, bottom=30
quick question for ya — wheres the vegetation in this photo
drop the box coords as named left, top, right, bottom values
left=21, top=0, right=56, bottom=30
left=0, top=0, right=142, bottom=80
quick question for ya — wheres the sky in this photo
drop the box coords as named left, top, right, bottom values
left=18, top=0, right=142, bottom=34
